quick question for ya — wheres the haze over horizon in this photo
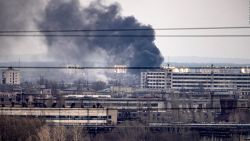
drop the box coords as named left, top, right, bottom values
left=0, top=0, right=249, bottom=65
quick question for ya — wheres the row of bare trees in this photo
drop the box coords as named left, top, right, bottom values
left=39, top=121, right=200, bottom=141
left=36, top=125, right=90, bottom=141
left=0, top=116, right=201, bottom=141
left=0, top=116, right=90, bottom=141
left=0, top=116, right=44, bottom=141
left=94, top=121, right=200, bottom=141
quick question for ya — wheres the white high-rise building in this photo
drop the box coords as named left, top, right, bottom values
left=141, top=67, right=250, bottom=95
left=2, top=67, right=21, bottom=85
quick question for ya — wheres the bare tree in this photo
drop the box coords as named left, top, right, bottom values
left=94, top=121, right=149, bottom=141
left=37, top=125, right=51, bottom=141
left=0, top=116, right=44, bottom=141
left=69, top=125, right=90, bottom=141
left=51, top=126, right=66, bottom=141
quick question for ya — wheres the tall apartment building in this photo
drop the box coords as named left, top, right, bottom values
left=2, top=67, right=21, bottom=85
left=141, top=67, right=250, bottom=94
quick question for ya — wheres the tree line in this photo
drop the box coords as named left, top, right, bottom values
left=0, top=116, right=201, bottom=141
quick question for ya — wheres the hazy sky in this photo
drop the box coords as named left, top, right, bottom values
left=0, top=0, right=249, bottom=63
left=102, top=0, right=250, bottom=61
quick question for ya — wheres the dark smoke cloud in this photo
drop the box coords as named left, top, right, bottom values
left=0, top=0, right=46, bottom=61
left=39, top=0, right=164, bottom=70
left=0, top=0, right=164, bottom=81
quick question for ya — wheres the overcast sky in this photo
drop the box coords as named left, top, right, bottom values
left=1, top=0, right=249, bottom=64
left=101, top=0, right=250, bottom=62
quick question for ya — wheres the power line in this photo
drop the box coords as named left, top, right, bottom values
left=0, top=106, right=248, bottom=110
left=0, top=66, right=161, bottom=69
left=0, top=34, right=250, bottom=37
left=0, top=26, right=250, bottom=33
left=0, top=66, right=248, bottom=69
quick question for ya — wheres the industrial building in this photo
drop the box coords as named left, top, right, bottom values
left=64, top=97, right=165, bottom=110
left=0, top=108, right=117, bottom=125
left=141, top=67, right=250, bottom=95
left=1, top=67, right=21, bottom=85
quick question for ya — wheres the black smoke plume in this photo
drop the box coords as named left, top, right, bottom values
left=39, top=0, right=164, bottom=71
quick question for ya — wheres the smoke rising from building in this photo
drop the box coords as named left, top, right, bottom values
left=0, top=0, right=164, bottom=81
left=39, top=0, right=164, bottom=70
